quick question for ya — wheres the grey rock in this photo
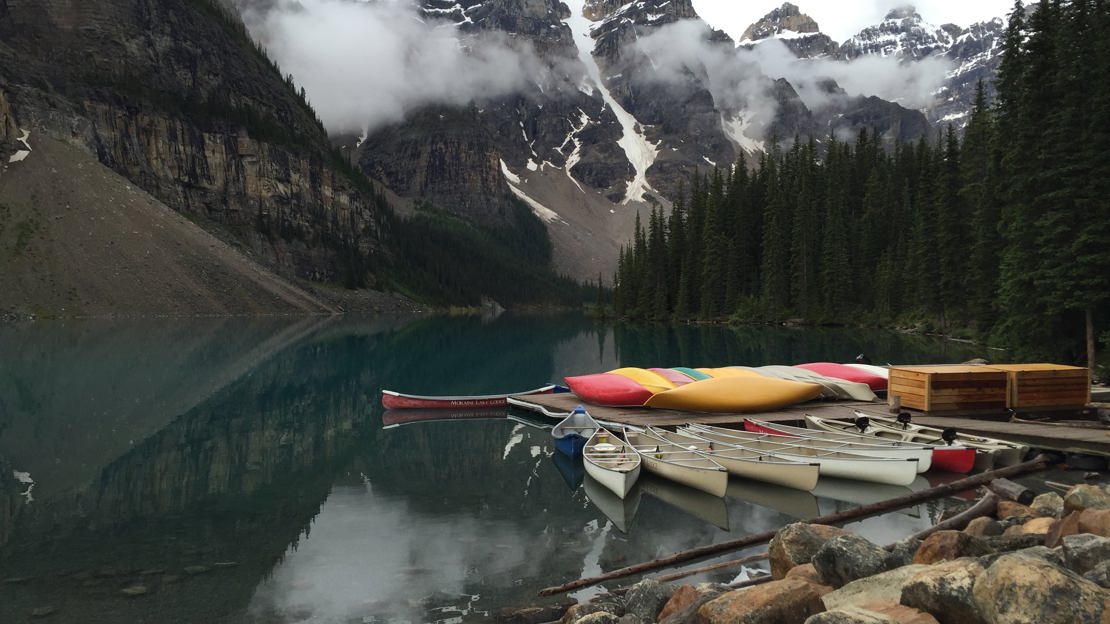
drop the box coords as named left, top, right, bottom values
left=574, top=613, right=620, bottom=624
left=972, top=552, right=1107, bottom=624
left=30, top=606, right=57, bottom=618
left=822, top=564, right=929, bottom=611
left=812, top=534, right=890, bottom=588
left=1064, top=484, right=1110, bottom=513
left=1030, top=492, right=1065, bottom=518
left=884, top=537, right=922, bottom=569
left=769, top=522, right=852, bottom=578
left=899, top=558, right=986, bottom=624
left=1081, top=560, right=1110, bottom=588
left=622, top=578, right=672, bottom=621
left=657, top=585, right=724, bottom=624
left=575, top=599, right=624, bottom=619
left=1061, top=534, right=1110, bottom=575
left=981, top=533, right=1045, bottom=553
left=805, top=608, right=893, bottom=624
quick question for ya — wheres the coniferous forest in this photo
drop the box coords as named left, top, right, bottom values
left=610, top=0, right=1110, bottom=367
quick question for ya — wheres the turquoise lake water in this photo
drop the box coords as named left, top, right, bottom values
left=0, top=315, right=989, bottom=623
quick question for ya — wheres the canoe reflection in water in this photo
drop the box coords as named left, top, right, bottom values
left=380, top=407, right=506, bottom=428
left=638, top=473, right=730, bottom=531
left=551, top=451, right=585, bottom=491
left=583, top=474, right=642, bottom=533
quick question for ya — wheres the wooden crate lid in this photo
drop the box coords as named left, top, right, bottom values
left=890, top=365, right=1007, bottom=375
left=984, top=363, right=1089, bottom=372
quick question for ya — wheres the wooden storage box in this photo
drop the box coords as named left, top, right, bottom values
left=985, top=363, right=1091, bottom=409
left=888, top=365, right=1009, bottom=412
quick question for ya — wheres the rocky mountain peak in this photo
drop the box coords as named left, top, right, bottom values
left=739, top=2, right=837, bottom=58
left=840, top=3, right=954, bottom=60
left=741, top=2, right=820, bottom=41
left=883, top=5, right=921, bottom=22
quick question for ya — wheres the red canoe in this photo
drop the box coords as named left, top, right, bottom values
left=381, top=384, right=558, bottom=410
left=563, top=372, right=656, bottom=407
left=794, top=362, right=887, bottom=391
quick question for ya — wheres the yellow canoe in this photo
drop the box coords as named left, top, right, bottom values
left=696, top=367, right=766, bottom=379
left=643, top=376, right=823, bottom=413
left=608, top=367, right=675, bottom=394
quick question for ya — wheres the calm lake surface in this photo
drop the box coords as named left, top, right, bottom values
left=0, top=315, right=991, bottom=623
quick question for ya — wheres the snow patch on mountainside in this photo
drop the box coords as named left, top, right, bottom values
left=565, top=0, right=659, bottom=204
left=722, top=114, right=765, bottom=155
left=501, top=159, right=563, bottom=223
left=559, top=110, right=591, bottom=192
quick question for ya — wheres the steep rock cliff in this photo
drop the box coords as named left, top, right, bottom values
left=0, top=0, right=389, bottom=287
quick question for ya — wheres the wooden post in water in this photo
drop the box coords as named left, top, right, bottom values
left=538, top=454, right=1055, bottom=596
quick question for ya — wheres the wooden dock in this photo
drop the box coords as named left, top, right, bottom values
left=510, top=394, right=1110, bottom=459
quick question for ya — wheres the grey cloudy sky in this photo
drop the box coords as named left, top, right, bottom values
left=691, top=0, right=1017, bottom=42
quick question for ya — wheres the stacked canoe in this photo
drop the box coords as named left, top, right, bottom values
left=564, top=363, right=888, bottom=413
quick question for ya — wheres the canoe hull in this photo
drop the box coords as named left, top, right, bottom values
left=583, top=429, right=641, bottom=499
left=685, top=425, right=920, bottom=486
left=659, top=429, right=819, bottom=491
left=627, top=430, right=729, bottom=497
left=554, top=434, right=588, bottom=458
left=795, top=363, right=887, bottom=391
left=644, top=376, right=822, bottom=413
left=565, top=373, right=656, bottom=407
left=742, top=419, right=937, bottom=473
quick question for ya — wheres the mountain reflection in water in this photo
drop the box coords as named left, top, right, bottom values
left=0, top=316, right=983, bottom=623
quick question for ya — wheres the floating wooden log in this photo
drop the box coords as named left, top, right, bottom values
left=986, top=477, right=1035, bottom=504
left=906, top=491, right=1000, bottom=541
left=538, top=454, right=1055, bottom=596
left=652, top=553, right=769, bottom=583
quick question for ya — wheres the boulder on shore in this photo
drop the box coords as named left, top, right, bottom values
left=971, top=551, right=1108, bottom=624
left=769, top=523, right=852, bottom=579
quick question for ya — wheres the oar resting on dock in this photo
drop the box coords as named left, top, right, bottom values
left=538, top=454, right=1056, bottom=596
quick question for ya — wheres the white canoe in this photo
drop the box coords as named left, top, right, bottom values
left=751, top=365, right=878, bottom=402
left=744, top=417, right=935, bottom=472
left=835, top=412, right=1025, bottom=468
left=649, top=427, right=820, bottom=491
left=583, top=428, right=641, bottom=499
left=625, top=428, right=729, bottom=497
left=681, top=424, right=920, bottom=486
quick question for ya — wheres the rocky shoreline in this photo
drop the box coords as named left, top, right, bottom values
left=502, top=482, right=1110, bottom=624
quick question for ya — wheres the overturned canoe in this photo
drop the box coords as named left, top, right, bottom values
left=644, top=376, right=822, bottom=413
left=649, top=367, right=697, bottom=386
left=564, top=372, right=657, bottom=407
left=795, top=363, right=887, bottom=392
left=608, top=367, right=676, bottom=393
left=751, top=365, right=878, bottom=402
